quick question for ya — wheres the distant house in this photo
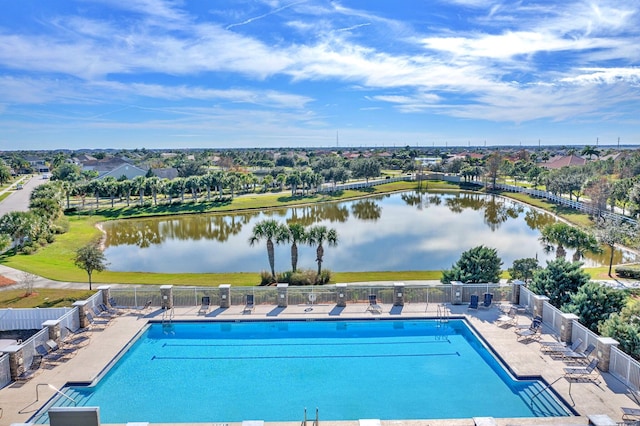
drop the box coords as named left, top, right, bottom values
left=541, top=155, right=586, bottom=169
left=23, top=155, right=49, bottom=173
left=98, top=163, right=148, bottom=180
left=151, top=168, right=179, bottom=180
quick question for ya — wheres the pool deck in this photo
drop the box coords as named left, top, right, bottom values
left=1, top=301, right=637, bottom=426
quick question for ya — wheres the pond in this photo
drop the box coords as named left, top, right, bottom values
left=101, top=191, right=637, bottom=273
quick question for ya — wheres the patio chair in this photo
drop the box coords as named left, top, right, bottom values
left=541, top=337, right=583, bottom=354
left=480, top=293, right=493, bottom=309
left=563, top=358, right=600, bottom=382
left=516, top=317, right=542, bottom=342
left=468, top=294, right=479, bottom=310
left=199, top=296, right=211, bottom=315
left=35, top=343, right=66, bottom=363
left=496, top=306, right=517, bottom=328
left=366, top=294, right=382, bottom=314
left=64, top=326, right=91, bottom=346
left=86, top=312, right=109, bottom=328
left=622, top=407, right=640, bottom=421
left=49, top=406, right=101, bottom=426
left=561, top=343, right=596, bottom=364
left=243, top=294, right=255, bottom=314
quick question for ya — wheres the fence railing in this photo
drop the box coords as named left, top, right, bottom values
left=318, top=175, right=412, bottom=193
left=110, top=283, right=511, bottom=307
left=611, top=345, right=640, bottom=391
left=0, top=308, right=72, bottom=331
left=484, top=182, right=637, bottom=225
left=0, top=354, right=10, bottom=390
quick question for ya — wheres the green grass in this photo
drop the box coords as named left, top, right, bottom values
left=0, top=288, right=96, bottom=308
left=497, top=191, right=594, bottom=228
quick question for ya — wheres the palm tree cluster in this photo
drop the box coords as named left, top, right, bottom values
left=249, top=219, right=338, bottom=285
left=0, top=181, right=67, bottom=253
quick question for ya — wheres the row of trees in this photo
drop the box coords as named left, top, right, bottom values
left=248, top=219, right=338, bottom=285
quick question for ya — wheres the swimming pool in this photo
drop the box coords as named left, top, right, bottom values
left=35, top=319, right=572, bottom=423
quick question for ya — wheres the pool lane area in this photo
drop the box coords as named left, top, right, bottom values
left=1, top=301, right=634, bottom=425
left=35, top=320, right=572, bottom=423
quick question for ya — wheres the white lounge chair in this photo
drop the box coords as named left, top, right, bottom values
left=243, top=294, right=255, bottom=314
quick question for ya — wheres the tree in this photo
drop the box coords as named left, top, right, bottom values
left=596, top=217, right=636, bottom=276
left=280, top=223, right=308, bottom=272
left=20, top=271, right=37, bottom=296
left=131, top=176, right=147, bottom=206
left=249, top=219, right=287, bottom=281
left=600, top=303, right=640, bottom=360
left=74, top=243, right=108, bottom=290
left=307, top=225, right=338, bottom=280
left=528, top=259, right=590, bottom=308
left=351, top=158, right=381, bottom=183
left=562, top=281, right=626, bottom=332
left=484, top=152, right=502, bottom=188
left=0, top=163, right=11, bottom=185
left=539, top=223, right=573, bottom=259
left=508, top=257, right=540, bottom=282
left=441, top=245, right=502, bottom=284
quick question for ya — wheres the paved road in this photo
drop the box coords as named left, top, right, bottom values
left=0, top=175, right=47, bottom=216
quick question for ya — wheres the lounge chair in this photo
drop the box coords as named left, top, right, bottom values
left=243, top=294, right=255, bottom=314
left=564, top=358, right=600, bottom=381
left=366, top=294, right=382, bottom=314
left=64, top=326, right=91, bottom=346
left=622, top=407, right=640, bottom=421
left=86, top=312, right=109, bottom=328
left=49, top=406, right=101, bottom=426
left=561, top=343, right=596, bottom=364
left=468, top=294, right=479, bottom=310
left=516, top=317, right=542, bottom=342
left=199, top=296, right=211, bottom=315
left=541, top=337, right=583, bottom=354
left=496, top=307, right=517, bottom=328
left=480, top=293, right=493, bottom=309
left=35, top=344, right=67, bottom=363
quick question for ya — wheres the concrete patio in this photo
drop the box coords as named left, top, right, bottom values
left=1, top=300, right=637, bottom=426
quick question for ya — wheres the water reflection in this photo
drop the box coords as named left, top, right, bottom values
left=101, top=191, right=638, bottom=273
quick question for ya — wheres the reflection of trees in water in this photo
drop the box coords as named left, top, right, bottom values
left=524, top=209, right=556, bottom=231
left=483, top=195, right=524, bottom=232
left=287, top=203, right=350, bottom=226
left=401, top=192, right=443, bottom=210
left=104, top=220, right=164, bottom=248
left=351, top=200, right=381, bottom=221
left=444, top=193, right=486, bottom=214
left=104, top=211, right=260, bottom=246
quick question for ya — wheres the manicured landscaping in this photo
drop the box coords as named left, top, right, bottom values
left=0, top=288, right=95, bottom=308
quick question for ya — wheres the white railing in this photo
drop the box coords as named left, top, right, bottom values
left=318, top=175, right=412, bottom=193
left=541, top=301, right=564, bottom=335
left=0, top=308, right=72, bottom=331
left=519, top=286, right=536, bottom=313
left=610, top=345, right=640, bottom=391
left=570, top=321, right=600, bottom=352
left=0, top=353, right=10, bottom=389
left=484, top=182, right=637, bottom=225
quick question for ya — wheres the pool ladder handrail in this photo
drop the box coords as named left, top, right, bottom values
left=437, top=303, right=449, bottom=325
left=162, top=306, right=175, bottom=324
left=301, top=407, right=319, bottom=426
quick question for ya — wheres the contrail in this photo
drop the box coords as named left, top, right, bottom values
left=226, top=0, right=306, bottom=30
left=335, top=23, right=371, bottom=32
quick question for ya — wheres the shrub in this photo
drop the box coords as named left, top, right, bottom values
left=615, top=265, right=640, bottom=279
left=20, top=245, right=36, bottom=255
left=316, top=269, right=332, bottom=284
left=259, top=271, right=275, bottom=286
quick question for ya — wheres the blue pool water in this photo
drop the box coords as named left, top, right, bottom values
left=36, top=319, right=572, bottom=423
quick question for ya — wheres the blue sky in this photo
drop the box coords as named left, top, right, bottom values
left=1, top=0, right=639, bottom=150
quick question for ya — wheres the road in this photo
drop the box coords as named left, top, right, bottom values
left=0, top=175, right=47, bottom=216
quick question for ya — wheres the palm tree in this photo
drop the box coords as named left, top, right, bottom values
left=308, top=225, right=338, bottom=279
left=249, top=219, right=287, bottom=281
left=280, top=223, right=308, bottom=272
left=131, top=176, right=147, bottom=206
left=568, top=228, right=602, bottom=261
left=539, top=223, right=573, bottom=259
left=146, top=176, right=163, bottom=206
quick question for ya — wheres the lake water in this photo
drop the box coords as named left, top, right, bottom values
left=101, top=191, right=635, bottom=273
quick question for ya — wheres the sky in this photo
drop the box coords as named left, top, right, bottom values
left=0, top=0, right=639, bottom=150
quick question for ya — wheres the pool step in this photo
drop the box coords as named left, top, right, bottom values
left=518, top=382, right=568, bottom=416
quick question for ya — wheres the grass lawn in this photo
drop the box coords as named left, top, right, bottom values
left=0, top=288, right=95, bottom=308
left=498, top=191, right=594, bottom=228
